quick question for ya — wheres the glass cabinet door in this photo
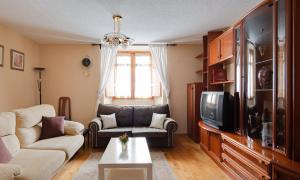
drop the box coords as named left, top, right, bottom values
left=243, top=2, right=274, bottom=147
left=235, top=25, right=243, bottom=134
left=275, top=0, right=286, bottom=152
left=235, top=27, right=241, bottom=94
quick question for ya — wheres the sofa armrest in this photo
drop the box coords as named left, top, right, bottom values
left=64, top=121, right=84, bottom=135
left=89, top=118, right=102, bottom=131
left=164, top=118, right=178, bottom=132
left=0, top=164, right=21, bottom=180
left=88, top=118, right=102, bottom=148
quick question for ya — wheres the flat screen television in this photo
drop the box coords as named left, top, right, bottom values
left=200, top=91, right=234, bottom=131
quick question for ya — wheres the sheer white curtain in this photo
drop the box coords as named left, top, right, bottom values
left=95, top=45, right=118, bottom=108
left=149, top=44, right=170, bottom=103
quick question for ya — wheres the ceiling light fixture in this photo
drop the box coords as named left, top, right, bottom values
left=102, top=15, right=134, bottom=47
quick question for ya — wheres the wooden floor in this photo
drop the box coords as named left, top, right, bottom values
left=53, top=135, right=229, bottom=180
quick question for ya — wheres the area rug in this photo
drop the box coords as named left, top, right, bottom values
left=73, top=151, right=176, bottom=180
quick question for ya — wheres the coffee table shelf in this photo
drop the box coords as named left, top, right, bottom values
left=98, top=137, right=153, bottom=180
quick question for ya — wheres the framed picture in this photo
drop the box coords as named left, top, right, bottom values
left=10, top=49, right=24, bottom=71
left=0, top=45, right=3, bottom=67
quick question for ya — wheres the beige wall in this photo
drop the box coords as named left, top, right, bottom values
left=39, top=44, right=202, bottom=132
left=0, top=25, right=203, bottom=133
left=0, top=24, right=40, bottom=111
left=40, top=44, right=100, bottom=127
left=168, top=44, right=202, bottom=133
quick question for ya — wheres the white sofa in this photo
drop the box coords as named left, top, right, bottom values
left=0, top=104, right=84, bottom=180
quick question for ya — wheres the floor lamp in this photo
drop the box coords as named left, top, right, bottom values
left=34, top=67, right=46, bottom=104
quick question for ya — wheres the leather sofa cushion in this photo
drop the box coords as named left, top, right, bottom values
left=2, top=135, right=20, bottom=156
left=98, top=128, right=132, bottom=137
left=152, top=104, right=170, bottom=117
left=15, top=126, right=41, bottom=148
left=9, top=149, right=65, bottom=180
left=24, top=135, right=84, bottom=160
left=98, top=127, right=167, bottom=138
left=97, top=104, right=133, bottom=127
left=14, top=104, right=56, bottom=128
left=0, top=112, right=16, bottom=137
left=132, top=127, right=167, bottom=138
left=133, top=104, right=170, bottom=126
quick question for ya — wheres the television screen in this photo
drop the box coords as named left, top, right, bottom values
left=200, top=91, right=233, bottom=131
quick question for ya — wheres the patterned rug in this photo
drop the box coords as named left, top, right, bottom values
left=73, top=151, right=176, bottom=180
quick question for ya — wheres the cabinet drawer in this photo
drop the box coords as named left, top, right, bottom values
left=221, top=143, right=270, bottom=179
left=222, top=137, right=271, bottom=173
left=221, top=153, right=258, bottom=180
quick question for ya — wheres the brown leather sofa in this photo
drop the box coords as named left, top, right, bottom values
left=89, top=104, right=177, bottom=148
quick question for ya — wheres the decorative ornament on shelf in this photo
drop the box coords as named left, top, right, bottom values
left=257, top=66, right=273, bottom=89
left=258, top=45, right=265, bottom=57
left=119, top=133, right=129, bottom=151
left=102, top=15, right=134, bottom=48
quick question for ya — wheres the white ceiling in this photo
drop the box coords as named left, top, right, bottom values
left=0, top=0, right=262, bottom=44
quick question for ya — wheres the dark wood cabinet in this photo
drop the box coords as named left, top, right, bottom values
left=199, top=121, right=222, bottom=163
left=220, top=28, right=234, bottom=61
left=198, top=0, right=300, bottom=179
left=208, top=28, right=234, bottom=66
left=187, top=83, right=205, bottom=142
left=209, top=38, right=219, bottom=65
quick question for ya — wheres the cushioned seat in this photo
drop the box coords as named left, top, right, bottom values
left=9, top=149, right=65, bottom=180
left=24, top=135, right=84, bottom=160
left=132, top=127, right=167, bottom=138
left=98, top=128, right=132, bottom=137
left=90, top=104, right=178, bottom=148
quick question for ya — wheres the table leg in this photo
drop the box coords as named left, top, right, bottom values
left=98, top=165, right=105, bottom=180
left=147, top=165, right=153, bottom=180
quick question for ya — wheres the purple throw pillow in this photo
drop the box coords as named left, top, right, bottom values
left=40, top=116, right=65, bottom=140
left=0, top=138, right=12, bottom=163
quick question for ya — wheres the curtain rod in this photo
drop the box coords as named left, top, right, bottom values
left=91, top=43, right=177, bottom=49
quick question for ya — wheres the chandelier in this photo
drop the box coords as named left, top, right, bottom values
left=102, top=15, right=134, bottom=47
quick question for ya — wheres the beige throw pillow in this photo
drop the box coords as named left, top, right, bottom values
left=100, top=113, right=117, bottom=129
left=64, top=121, right=84, bottom=135
left=150, top=113, right=167, bottom=129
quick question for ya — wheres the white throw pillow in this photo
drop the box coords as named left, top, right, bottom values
left=100, top=113, right=117, bottom=129
left=150, top=113, right=167, bottom=129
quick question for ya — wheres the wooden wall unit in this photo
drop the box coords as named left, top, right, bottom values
left=207, top=29, right=235, bottom=92
left=292, top=0, right=300, bottom=162
left=221, top=133, right=272, bottom=179
left=209, top=28, right=234, bottom=66
left=209, top=38, right=219, bottom=66
left=219, top=29, right=234, bottom=61
left=199, top=121, right=222, bottom=163
left=197, top=0, right=300, bottom=179
left=187, top=83, right=205, bottom=142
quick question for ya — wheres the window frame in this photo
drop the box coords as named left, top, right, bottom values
left=111, top=51, right=161, bottom=100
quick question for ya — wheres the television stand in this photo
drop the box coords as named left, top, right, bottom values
left=198, top=120, right=300, bottom=179
left=198, top=120, right=222, bottom=165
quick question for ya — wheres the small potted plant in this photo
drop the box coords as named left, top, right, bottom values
left=119, top=133, right=129, bottom=151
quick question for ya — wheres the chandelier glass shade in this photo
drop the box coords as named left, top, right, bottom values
left=102, top=15, right=134, bottom=47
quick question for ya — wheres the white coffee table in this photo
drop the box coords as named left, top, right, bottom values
left=98, top=137, right=153, bottom=180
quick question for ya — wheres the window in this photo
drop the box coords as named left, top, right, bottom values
left=247, top=42, right=255, bottom=99
left=106, top=51, right=161, bottom=99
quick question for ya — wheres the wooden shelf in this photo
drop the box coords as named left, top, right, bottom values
left=256, top=58, right=272, bottom=65
left=210, top=80, right=235, bottom=85
left=196, top=70, right=203, bottom=74
left=209, top=55, right=234, bottom=67
left=256, top=88, right=273, bottom=92
left=199, top=120, right=222, bottom=134
left=195, top=54, right=203, bottom=59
